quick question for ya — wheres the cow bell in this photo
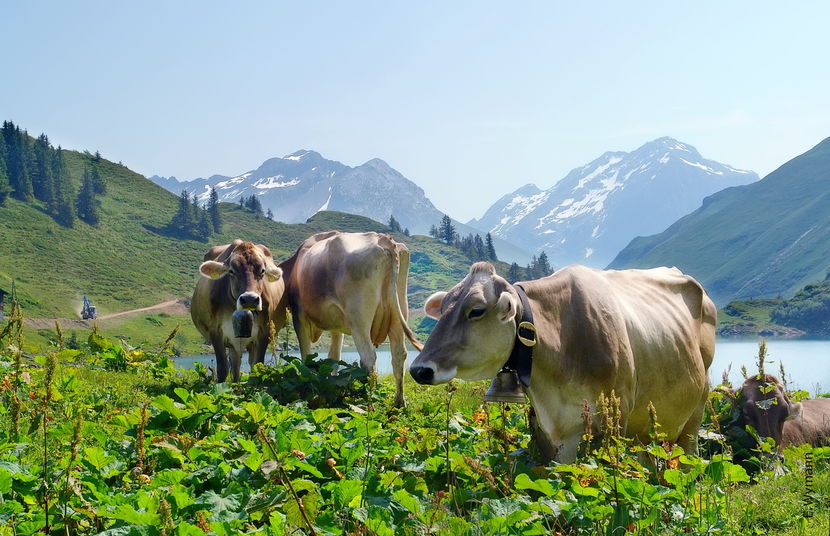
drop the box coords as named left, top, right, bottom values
left=232, top=309, right=254, bottom=338
left=484, top=370, right=527, bottom=404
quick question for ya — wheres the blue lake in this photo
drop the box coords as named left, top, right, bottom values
left=176, top=337, right=830, bottom=395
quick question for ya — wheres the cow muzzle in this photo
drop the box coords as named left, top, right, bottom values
left=409, top=365, right=435, bottom=385
left=237, top=292, right=263, bottom=311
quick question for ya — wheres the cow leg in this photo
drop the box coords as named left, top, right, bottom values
left=211, top=335, right=230, bottom=383
left=329, top=332, right=343, bottom=363
left=352, top=330, right=378, bottom=374
left=293, top=313, right=314, bottom=359
left=228, top=345, right=244, bottom=383
left=677, top=390, right=708, bottom=456
left=388, top=323, right=408, bottom=408
left=249, top=334, right=268, bottom=370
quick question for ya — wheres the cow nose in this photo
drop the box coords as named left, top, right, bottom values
left=238, top=292, right=262, bottom=310
left=410, top=365, right=435, bottom=384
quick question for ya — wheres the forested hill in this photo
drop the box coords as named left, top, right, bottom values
left=0, top=122, right=506, bottom=318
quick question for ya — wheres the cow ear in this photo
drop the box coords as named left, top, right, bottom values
left=497, top=291, right=517, bottom=323
left=785, top=400, right=802, bottom=421
left=257, top=244, right=273, bottom=258
left=265, top=266, right=282, bottom=283
left=424, top=291, right=448, bottom=319
left=200, top=260, right=228, bottom=279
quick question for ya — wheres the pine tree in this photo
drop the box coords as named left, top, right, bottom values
left=537, top=251, right=552, bottom=276
left=196, top=210, right=212, bottom=240
left=51, top=148, right=75, bottom=227
left=31, top=134, right=54, bottom=204
left=266, top=208, right=274, bottom=220
left=2, top=122, right=33, bottom=201
left=91, top=165, right=105, bottom=194
left=403, top=228, right=410, bottom=236
left=207, top=187, right=221, bottom=233
left=429, top=224, right=438, bottom=239
left=485, top=233, right=497, bottom=261
left=388, top=215, right=402, bottom=233
left=171, top=190, right=193, bottom=234
left=506, top=262, right=521, bottom=283
left=0, top=135, right=11, bottom=205
left=438, top=215, right=457, bottom=244
left=473, top=234, right=486, bottom=261
left=75, top=167, right=99, bottom=225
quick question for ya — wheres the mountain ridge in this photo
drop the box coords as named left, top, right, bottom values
left=609, top=136, right=830, bottom=305
left=471, top=137, right=758, bottom=268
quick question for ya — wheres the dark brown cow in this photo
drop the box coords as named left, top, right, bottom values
left=410, top=262, right=716, bottom=462
left=730, top=374, right=830, bottom=448
left=279, top=231, right=422, bottom=407
left=191, top=240, right=286, bottom=382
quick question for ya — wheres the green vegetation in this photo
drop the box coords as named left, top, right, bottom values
left=771, top=275, right=830, bottom=334
left=0, top=124, right=502, bottom=325
left=610, top=136, right=830, bottom=305
left=717, top=273, right=830, bottom=336
left=1, top=304, right=829, bottom=535
left=717, top=299, right=786, bottom=336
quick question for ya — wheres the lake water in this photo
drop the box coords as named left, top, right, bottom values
left=176, top=337, right=830, bottom=395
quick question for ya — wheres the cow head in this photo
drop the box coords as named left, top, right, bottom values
left=732, top=374, right=802, bottom=447
left=199, top=242, right=282, bottom=311
left=410, top=262, right=519, bottom=384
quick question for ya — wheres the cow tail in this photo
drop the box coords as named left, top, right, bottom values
left=390, top=245, right=424, bottom=351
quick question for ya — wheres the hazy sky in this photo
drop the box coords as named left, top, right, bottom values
left=3, top=2, right=830, bottom=221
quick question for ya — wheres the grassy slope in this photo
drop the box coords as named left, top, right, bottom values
left=609, top=137, right=830, bottom=305
left=1, top=147, right=507, bottom=351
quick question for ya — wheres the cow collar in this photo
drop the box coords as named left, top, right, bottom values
left=502, top=283, right=536, bottom=387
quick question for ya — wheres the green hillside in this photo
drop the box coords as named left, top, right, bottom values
left=0, top=146, right=492, bottom=321
left=609, top=137, right=830, bottom=305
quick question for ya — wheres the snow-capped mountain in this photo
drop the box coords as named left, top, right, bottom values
left=469, top=137, right=759, bottom=268
left=150, top=150, right=532, bottom=263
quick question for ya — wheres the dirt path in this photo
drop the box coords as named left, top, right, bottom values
left=24, top=299, right=189, bottom=330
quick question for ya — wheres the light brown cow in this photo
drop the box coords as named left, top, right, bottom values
left=279, top=231, right=423, bottom=407
left=728, top=374, right=830, bottom=448
left=410, top=262, right=716, bottom=462
left=191, top=240, right=286, bottom=382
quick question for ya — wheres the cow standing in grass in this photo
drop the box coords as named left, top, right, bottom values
left=279, top=231, right=423, bottom=407
left=191, top=240, right=286, bottom=382
left=410, top=262, right=716, bottom=462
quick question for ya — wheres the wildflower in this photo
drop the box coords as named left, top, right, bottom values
left=472, top=408, right=487, bottom=424
left=138, top=474, right=151, bottom=485
left=326, top=458, right=344, bottom=479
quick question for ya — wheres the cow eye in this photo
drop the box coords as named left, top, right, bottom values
left=468, top=308, right=486, bottom=319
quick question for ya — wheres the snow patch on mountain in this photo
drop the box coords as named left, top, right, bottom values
left=472, top=136, right=759, bottom=268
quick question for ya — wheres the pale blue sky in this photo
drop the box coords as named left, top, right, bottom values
left=3, top=2, right=829, bottom=221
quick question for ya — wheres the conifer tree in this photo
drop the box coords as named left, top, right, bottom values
left=388, top=215, right=402, bottom=233
left=429, top=224, right=438, bottom=239
left=207, top=187, right=221, bottom=233
left=171, top=190, right=193, bottom=233
left=196, top=210, right=212, bottom=240
left=91, top=165, right=105, bottom=194
left=403, top=228, right=410, bottom=236
left=51, top=147, right=75, bottom=227
left=506, top=262, right=521, bottom=283
left=537, top=251, right=552, bottom=276
left=0, top=135, right=10, bottom=205
left=31, top=134, right=54, bottom=204
left=2, top=122, right=33, bottom=201
left=75, top=167, right=100, bottom=225
left=266, top=208, right=274, bottom=220
left=473, top=234, right=486, bottom=260
left=485, top=233, right=497, bottom=261
left=438, top=215, right=457, bottom=244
